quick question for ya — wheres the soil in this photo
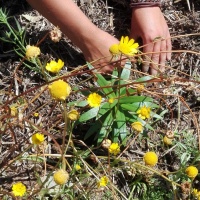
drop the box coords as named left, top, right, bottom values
left=0, top=0, right=200, bottom=199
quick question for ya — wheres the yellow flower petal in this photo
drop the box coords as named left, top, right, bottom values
left=109, top=44, right=120, bottom=55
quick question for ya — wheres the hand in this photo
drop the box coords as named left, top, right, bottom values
left=130, top=7, right=171, bottom=75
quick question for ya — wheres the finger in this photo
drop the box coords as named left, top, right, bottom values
left=142, top=43, right=153, bottom=73
left=166, top=37, right=172, bottom=60
left=159, top=39, right=167, bottom=73
left=150, top=40, right=161, bottom=75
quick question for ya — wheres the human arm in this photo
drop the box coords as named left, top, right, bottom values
left=26, top=0, right=119, bottom=72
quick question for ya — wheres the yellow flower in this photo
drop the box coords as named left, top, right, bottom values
left=108, top=98, right=114, bottom=104
left=185, top=166, right=198, bottom=179
left=97, top=176, right=109, bottom=187
left=108, top=143, right=120, bottom=155
left=75, top=164, right=81, bottom=171
left=143, top=152, right=158, bottom=167
left=67, top=109, right=79, bottom=121
left=33, top=112, right=39, bottom=117
left=118, top=36, right=139, bottom=56
left=109, top=44, right=120, bottom=55
left=102, top=139, right=112, bottom=149
left=49, top=79, right=71, bottom=101
left=31, top=133, right=45, bottom=145
left=163, top=136, right=173, bottom=146
left=131, top=121, right=143, bottom=133
left=25, top=45, right=40, bottom=59
left=45, top=59, right=64, bottom=73
left=12, top=182, right=26, bottom=197
left=53, top=169, right=69, bottom=185
left=87, top=93, right=102, bottom=108
left=10, top=105, right=18, bottom=117
left=136, top=84, right=144, bottom=95
left=137, top=106, right=151, bottom=120
left=193, top=189, right=200, bottom=199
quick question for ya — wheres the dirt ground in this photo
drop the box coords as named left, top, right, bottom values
left=0, top=0, right=200, bottom=199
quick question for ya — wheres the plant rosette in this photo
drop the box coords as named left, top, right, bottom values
left=69, top=62, right=161, bottom=144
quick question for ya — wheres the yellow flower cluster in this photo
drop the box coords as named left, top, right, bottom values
left=53, top=169, right=69, bottom=185
left=46, top=59, right=64, bottom=73
left=143, top=152, right=158, bottom=167
left=137, top=106, right=151, bottom=120
left=108, top=143, right=120, bottom=155
left=163, top=136, right=173, bottom=146
left=108, top=98, right=114, bottom=104
left=87, top=93, right=102, bottom=108
left=193, top=189, right=200, bottom=200
left=131, top=121, right=143, bottom=133
left=12, top=182, right=26, bottom=197
left=49, top=79, right=71, bottom=101
left=185, top=166, right=198, bottom=179
left=109, top=36, right=139, bottom=56
left=75, top=164, right=81, bottom=171
left=97, top=176, right=109, bottom=187
left=31, top=133, right=45, bottom=145
left=25, top=45, right=40, bottom=59
left=67, top=109, right=79, bottom=121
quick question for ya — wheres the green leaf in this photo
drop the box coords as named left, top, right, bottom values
left=112, top=106, right=127, bottom=142
left=119, top=61, right=131, bottom=84
left=151, top=111, right=163, bottom=120
left=136, top=75, right=155, bottom=83
left=96, top=111, right=114, bottom=144
left=97, top=101, right=117, bottom=119
left=84, top=120, right=101, bottom=140
left=121, top=104, right=139, bottom=113
left=124, top=110, right=138, bottom=123
left=119, top=96, right=153, bottom=104
left=78, top=107, right=99, bottom=122
left=68, top=100, right=88, bottom=107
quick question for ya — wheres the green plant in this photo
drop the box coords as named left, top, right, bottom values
left=0, top=8, right=26, bottom=57
left=69, top=62, right=161, bottom=144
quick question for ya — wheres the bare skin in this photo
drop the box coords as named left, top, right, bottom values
left=26, top=0, right=171, bottom=74
left=131, top=7, right=172, bottom=75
